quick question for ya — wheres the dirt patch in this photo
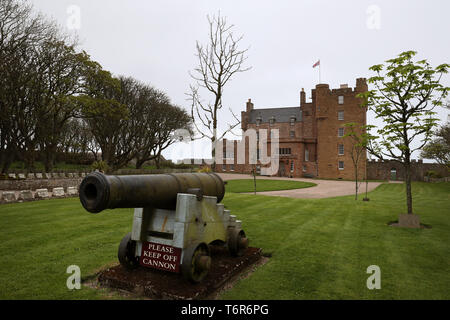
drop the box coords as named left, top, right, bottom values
left=89, top=246, right=265, bottom=300
left=387, top=221, right=432, bottom=229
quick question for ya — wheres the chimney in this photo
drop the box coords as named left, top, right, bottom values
left=246, top=98, right=254, bottom=113
left=340, top=84, right=348, bottom=89
left=355, top=78, right=368, bottom=92
left=300, top=88, right=306, bottom=106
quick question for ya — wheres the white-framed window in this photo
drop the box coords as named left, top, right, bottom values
left=338, top=161, right=344, bottom=170
left=269, top=117, right=275, bottom=126
left=338, top=111, right=344, bottom=121
left=290, top=116, right=296, bottom=126
left=302, top=165, right=307, bottom=172
left=256, top=117, right=262, bottom=127
left=305, top=149, right=309, bottom=162
left=338, top=96, right=344, bottom=105
left=290, top=161, right=294, bottom=172
left=279, top=148, right=291, bottom=155
left=338, top=144, right=344, bottom=155
left=338, top=127, right=345, bottom=137
left=290, top=130, right=295, bottom=138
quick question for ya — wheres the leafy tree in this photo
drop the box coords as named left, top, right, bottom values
left=358, top=51, right=449, bottom=215
left=420, top=123, right=450, bottom=169
left=0, top=0, right=54, bottom=172
left=342, top=123, right=375, bottom=200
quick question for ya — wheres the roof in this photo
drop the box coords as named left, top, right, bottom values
left=248, top=107, right=302, bottom=123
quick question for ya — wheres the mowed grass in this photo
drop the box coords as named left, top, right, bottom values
left=0, top=182, right=449, bottom=299
left=225, top=179, right=316, bottom=193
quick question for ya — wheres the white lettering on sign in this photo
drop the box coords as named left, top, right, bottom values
left=140, top=242, right=181, bottom=273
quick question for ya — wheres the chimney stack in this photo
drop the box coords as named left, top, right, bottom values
left=355, top=78, right=368, bottom=92
left=300, top=88, right=306, bottom=106
left=246, top=98, right=254, bottom=113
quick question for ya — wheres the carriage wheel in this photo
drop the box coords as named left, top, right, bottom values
left=228, top=228, right=249, bottom=257
left=118, top=232, right=139, bottom=270
left=181, top=242, right=211, bottom=283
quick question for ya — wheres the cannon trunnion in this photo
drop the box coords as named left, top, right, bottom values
left=79, top=172, right=248, bottom=283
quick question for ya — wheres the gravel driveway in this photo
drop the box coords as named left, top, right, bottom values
left=217, top=173, right=385, bottom=199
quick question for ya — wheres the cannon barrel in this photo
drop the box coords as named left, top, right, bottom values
left=79, top=172, right=225, bottom=213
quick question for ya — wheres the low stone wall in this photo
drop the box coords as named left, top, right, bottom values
left=367, top=160, right=449, bottom=181
left=0, top=186, right=79, bottom=204
left=0, top=178, right=83, bottom=191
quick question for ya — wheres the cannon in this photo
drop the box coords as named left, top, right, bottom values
left=79, top=172, right=248, bottom=282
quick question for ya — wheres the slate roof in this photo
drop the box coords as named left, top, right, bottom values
left=248, top=107, right=302, bottom=123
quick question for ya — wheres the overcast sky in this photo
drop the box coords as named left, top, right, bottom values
left=30, top=0, right=450, bottom=162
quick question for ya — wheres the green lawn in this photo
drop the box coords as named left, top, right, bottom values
left=0, top=182, right=448, bottom=299
left=225, top=179, right=316, bottom=193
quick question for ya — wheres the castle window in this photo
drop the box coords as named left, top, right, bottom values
left=305, top=149, right=309, bottom=162
left=256, top=117, right=262, bottom=127
left=269, top=117, right=275, bottom=125
left=338, top=161, right=344, bottom=170
left=338, top=96, right=344, bottom=105
left=302, top=165, right=307, bottom=172
left=338, top=127, right=345, bottom=137
left=338, top=144, right=344, bottom=155
left=290, top=130, right=295, bottom=138
left=279, top=148, right=291, bottom=155
left=290, top=161, right=294, bottom=172
left=290, top=116, right=296, bottom=125
left=225, top=149, right=234, bottom=159
left=338, top=111, right=344, bottom=121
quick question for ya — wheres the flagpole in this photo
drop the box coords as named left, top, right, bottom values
left=319, top=59, right=321, bottom=84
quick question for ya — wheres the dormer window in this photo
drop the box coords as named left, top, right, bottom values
left=338, top=96, right=344, bottom=105
left=256, top=117, right=262, bottom=126
left=290, top=116, right=296, bottom=126
left=269, top=117, right=275, bottom=126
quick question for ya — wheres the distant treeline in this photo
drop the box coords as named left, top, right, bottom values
left=0, top=0, right=192, bottom=173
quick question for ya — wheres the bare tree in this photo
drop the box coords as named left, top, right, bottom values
left=187, top=12, right=251, bottom=170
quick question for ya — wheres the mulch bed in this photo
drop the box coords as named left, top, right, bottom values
left=96, top=246, right=263, bottom=300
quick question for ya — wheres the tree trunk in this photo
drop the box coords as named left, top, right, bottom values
left=211, top=136, right=216, bottom=172
left=135, top=159, right=144, bottom=169
left=355, top=164, right=358, bottom=200
left=1, top=146, right=15, bottom=174
left=155, top=153, right=161, bottom=169
left=405, top=161, right=413, bottom=214
left=44, top=149, right=55, bottom=172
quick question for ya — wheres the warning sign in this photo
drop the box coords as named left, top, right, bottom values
left=139, top=242, right=182, bottom=273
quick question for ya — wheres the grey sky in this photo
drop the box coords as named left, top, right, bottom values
left=30, top=0, right=450, bottom=161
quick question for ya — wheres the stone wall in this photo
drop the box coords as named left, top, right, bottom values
left=0, top=178, right=83, bottom=191
left=366, top=160, right=449, bottom=181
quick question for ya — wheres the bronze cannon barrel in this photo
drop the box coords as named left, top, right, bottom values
left=79, top=172, right=225, bottom=213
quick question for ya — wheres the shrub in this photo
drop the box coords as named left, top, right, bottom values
left=91, top=160, right=109, bottom=173
left=197, top=165, right=212, bottom=173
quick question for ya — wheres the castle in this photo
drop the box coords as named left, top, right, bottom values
left=215, top=78, right=368, bottom=180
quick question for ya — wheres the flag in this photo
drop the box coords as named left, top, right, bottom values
left=313, top=60, right=320, bottom=68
